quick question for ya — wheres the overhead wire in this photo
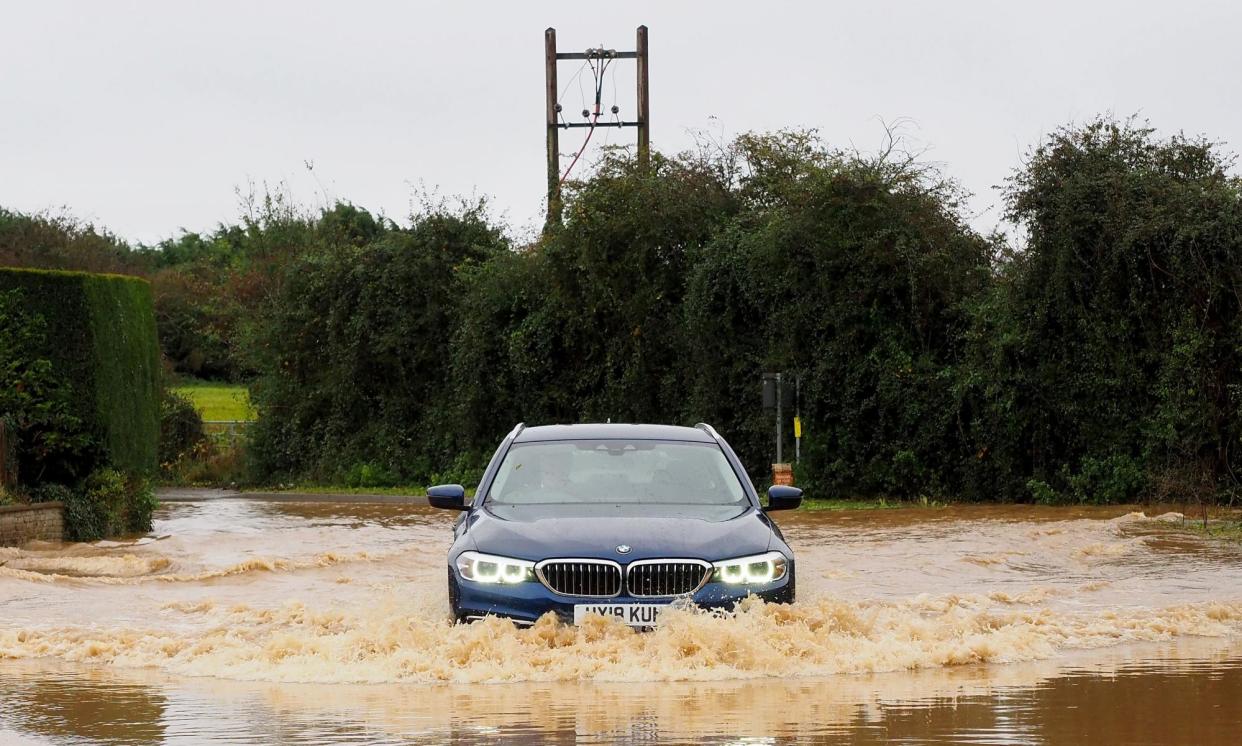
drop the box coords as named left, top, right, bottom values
left=611, top=59, right=618, bottom=121
left=556, top=59, right=589, bottom=129
left=558, top=60, right=589, bottom=104
left=559, top=53, right=612, bottom=185
left=602, top=57, right=619, bottom=149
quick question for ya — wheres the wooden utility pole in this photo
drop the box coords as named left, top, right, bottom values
left=544, top=28, right=562, bottom=227
left=544, top=25, right=650, bottom=230
left=636, top=25, right=650, bottom=168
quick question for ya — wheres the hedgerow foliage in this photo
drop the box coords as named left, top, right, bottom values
left=237, top=121, right=1242, bottom=503
left=0, top=268, right=160, bottom=478
left=32, top=469, right=157, bottom=542
left=0, top=287, right=93, bottom=481
left=445, top=133, right=993, bottom=496
left=681, top=133, right=993, bottom=497
left=0, top=268, right=160, bottom=537
left=964, top=119, right=1242, bottom=502
left=0, top=195, right=334, bottom=381
left=247, top=204, right=509, bottom=481
left=159, top=389, right=205, bottom=467
left=5, top=117, right=1240, bottom=504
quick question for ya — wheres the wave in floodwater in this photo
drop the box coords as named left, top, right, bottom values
left=0, top=501, right=1240, bottom=686
left=3, top=591, right=1241, bottom=685
left=0, top=550, right=373, bottom=585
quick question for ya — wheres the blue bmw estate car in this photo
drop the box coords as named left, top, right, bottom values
left=428, top=422, right=802, bottom=627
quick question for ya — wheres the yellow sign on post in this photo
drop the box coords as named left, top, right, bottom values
left=793, top=416, right=802, bottom=439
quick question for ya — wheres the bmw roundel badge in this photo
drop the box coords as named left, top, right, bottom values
left=616, top=544, right=632, bottom=554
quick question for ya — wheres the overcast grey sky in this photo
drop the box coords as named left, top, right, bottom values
left=2, top=0, right=1239, bottom=244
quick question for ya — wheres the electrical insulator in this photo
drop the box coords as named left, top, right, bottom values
left=611, top=105, right=619, bottom=114
left=581, top=109, right=590, bottom=118
left=555, top=103, right=562, bottom=113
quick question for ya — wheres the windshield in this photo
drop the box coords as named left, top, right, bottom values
left=486, top=439, right=748, bottom=506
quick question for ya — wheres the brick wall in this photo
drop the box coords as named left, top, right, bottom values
left=0, top=502, right=65, bottom=546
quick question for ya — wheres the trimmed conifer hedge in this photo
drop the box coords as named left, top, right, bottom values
left=0, top=267, right=160, bottom=478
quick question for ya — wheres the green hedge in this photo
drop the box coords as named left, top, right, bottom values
left=243, top=123, right=1242, bottom=504
left=0, top=267, right=160, bottom=477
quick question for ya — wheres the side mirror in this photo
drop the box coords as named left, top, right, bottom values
left=427, top=484, right=468, bottom=511
left=765, top=485, right=803, bottom=511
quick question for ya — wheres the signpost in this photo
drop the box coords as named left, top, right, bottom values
left=793, top=376, right=801, bottom=463
left=763, top=372, right=799, bottom=485
left=762, top=372, right=782, bottom=463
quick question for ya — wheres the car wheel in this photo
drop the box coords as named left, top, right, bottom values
left=447, top=566, right=465, bottom=622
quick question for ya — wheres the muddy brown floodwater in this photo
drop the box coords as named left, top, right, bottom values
left=1, top=500, right=1241, bottom=744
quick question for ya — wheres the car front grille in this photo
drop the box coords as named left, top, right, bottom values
left=536, top=560, right=623, bottom=597
left=626, top=560, right=712, bottom=597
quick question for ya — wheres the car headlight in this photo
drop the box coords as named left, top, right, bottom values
left=712, top=551, right=788, bottom=584
left=456, top=551, right=535, bottom=584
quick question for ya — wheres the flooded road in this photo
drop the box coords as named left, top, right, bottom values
left=1, top=500, right=1241, bottom=743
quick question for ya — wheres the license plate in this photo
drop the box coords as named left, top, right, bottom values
left=573, top=603, right=664, bottom=626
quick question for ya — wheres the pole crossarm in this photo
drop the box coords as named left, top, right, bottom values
left=556, top=51, right=638, bottom=60
left=560, top=121, right=643, bottom=129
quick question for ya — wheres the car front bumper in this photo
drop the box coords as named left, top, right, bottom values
left=449, top=565, right=795, bottom=625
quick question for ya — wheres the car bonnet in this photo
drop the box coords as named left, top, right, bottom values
left=468, top=502, right=775, bottom=562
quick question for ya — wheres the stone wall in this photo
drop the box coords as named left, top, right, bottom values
left=0, top=502, right=65, bottom=546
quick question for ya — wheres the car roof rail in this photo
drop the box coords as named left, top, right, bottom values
left=694, top=422, right=722, bottom=441
left=509, top=422, right=526, bottom=439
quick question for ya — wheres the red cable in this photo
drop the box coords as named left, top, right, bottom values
left=559, top=113, right=599, bottom=186
left=559, top=56, right=610, bottom=186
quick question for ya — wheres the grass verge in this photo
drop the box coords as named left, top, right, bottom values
left=1178, top=519, right=1242, bottom=543
left=172, top=381, right=255, bottom=421
left=797, top=497, right=945, bottom=511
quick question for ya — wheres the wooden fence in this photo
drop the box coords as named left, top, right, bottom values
left=203, top=420, right=252, bottom=448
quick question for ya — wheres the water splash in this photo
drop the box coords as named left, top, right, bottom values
left=3, top=592, right=1240, bottom=685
